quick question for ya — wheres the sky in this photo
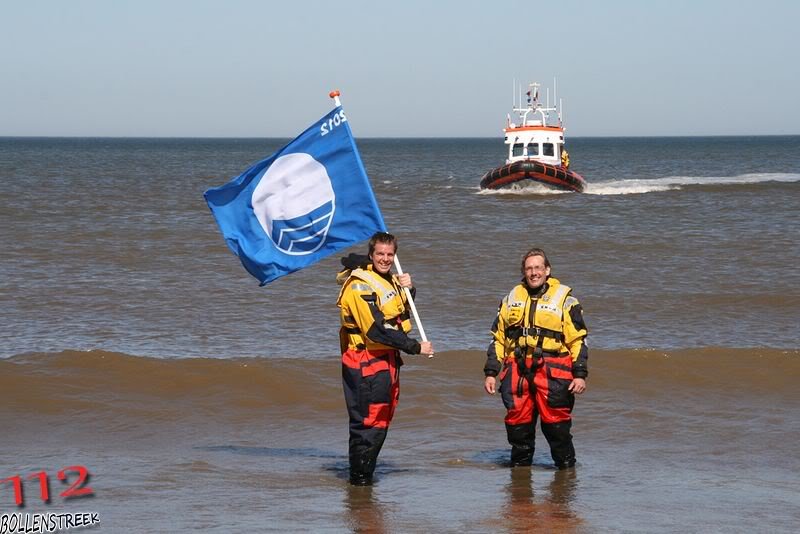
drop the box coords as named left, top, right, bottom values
left=1, top=0, right=798, bottom=137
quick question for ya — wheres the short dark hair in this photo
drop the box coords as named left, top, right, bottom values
left=368, top=231, right=397, bottom=257
left=520, top=247, right=550, bottom=276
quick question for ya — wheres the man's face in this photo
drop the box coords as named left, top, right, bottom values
left=523, top=255, right=550, bottom=289
left=371, top=242, right=396, bottom=275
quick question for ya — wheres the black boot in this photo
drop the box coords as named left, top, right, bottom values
left=541, top=421, right=576, bottom=469
left=506, top=423, right=535, bottom=467
left=510, top=446, right=534, bottom=467
left=349, top=445, right=378, bottom=485
left=349, top=430, right=387, bottom=486
left=349, top=472, right=373, bottom=486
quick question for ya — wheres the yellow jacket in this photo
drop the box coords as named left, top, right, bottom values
left=336, top=265, right=420, bottom=354
left=484, top=277, right=588, bottom=377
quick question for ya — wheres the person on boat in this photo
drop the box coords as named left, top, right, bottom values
left=483, top=247, right=588, bottom=469
left=336, top=231, right=434, bottom=485
left=561, top=146, right=570, bottom=169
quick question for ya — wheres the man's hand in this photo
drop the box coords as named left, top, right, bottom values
left=419, top=341, right=434, bottom=356
left=484, top=376, right=497, bottom=395
left=396, top=273, right=412, bottom=288
left=568, top=378, right=586, bottom=394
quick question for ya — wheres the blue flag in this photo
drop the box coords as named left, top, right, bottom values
left=204, top=106, right=386, bottom=285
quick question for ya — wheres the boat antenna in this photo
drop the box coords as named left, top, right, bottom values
left=554, top=77, right=557, bottom=115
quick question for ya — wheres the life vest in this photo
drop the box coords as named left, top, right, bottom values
left=502, top=278, right=572, bottom=357
left=336, top=267, right=412, bottom=351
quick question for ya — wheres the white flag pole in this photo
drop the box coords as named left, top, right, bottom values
left=329, top=89, right=432, bottom=358
left=393, top=255, right=433, bottom=358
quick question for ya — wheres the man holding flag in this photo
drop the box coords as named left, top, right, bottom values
left=204, top=92, right=433, bottom=487
left=336, top=232, right=434, bottom=485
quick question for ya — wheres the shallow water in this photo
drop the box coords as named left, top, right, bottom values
left=2, top=349, right=799, bottom=531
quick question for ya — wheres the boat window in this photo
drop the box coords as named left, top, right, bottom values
left=527, top=143, right=539, bottom=156
left=543, top=143, right=555, bottom=156
left=512, top=143, right=524, bottom=157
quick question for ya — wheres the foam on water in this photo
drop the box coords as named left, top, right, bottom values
left=475, top=181, right=570, bottom=195
left=585, top=172, right=800, bottom=195
left=474, top=173, right=800, bottom=196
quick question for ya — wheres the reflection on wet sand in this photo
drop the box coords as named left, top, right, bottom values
left=503, top=467, right=583, bottom=532
left=344, top=483, right=388, bottom=534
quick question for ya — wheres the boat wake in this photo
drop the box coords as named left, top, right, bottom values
left=584, top=172, right=800, bottom=195
left=476, top=181, right=570, bottom=195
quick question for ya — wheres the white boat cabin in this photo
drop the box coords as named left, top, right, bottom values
left=503, top=82, right=567, bottom=166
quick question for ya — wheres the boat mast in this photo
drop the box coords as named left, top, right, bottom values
left=508, top=81, right=564, bottom=128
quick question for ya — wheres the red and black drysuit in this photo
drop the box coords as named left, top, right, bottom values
left=337, top=262, right=422, bottom=485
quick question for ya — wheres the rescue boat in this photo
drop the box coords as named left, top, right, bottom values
left=480, top=81, right=586, bottom=192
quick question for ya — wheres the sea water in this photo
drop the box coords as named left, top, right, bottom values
left=1, top=136, right=799, bottom=532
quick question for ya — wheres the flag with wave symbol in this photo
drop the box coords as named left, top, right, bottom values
left=204, top=106, right=386, bottom=285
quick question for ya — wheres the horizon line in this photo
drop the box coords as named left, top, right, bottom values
left=2, top=133, right=799, bottom=140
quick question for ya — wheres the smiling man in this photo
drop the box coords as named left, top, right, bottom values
left=483, top=248, right=589, bottom=469
left=336, top=232, right=434, bottom=485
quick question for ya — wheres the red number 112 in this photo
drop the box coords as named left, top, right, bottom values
left=2, top=466, right=93, bottom=507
